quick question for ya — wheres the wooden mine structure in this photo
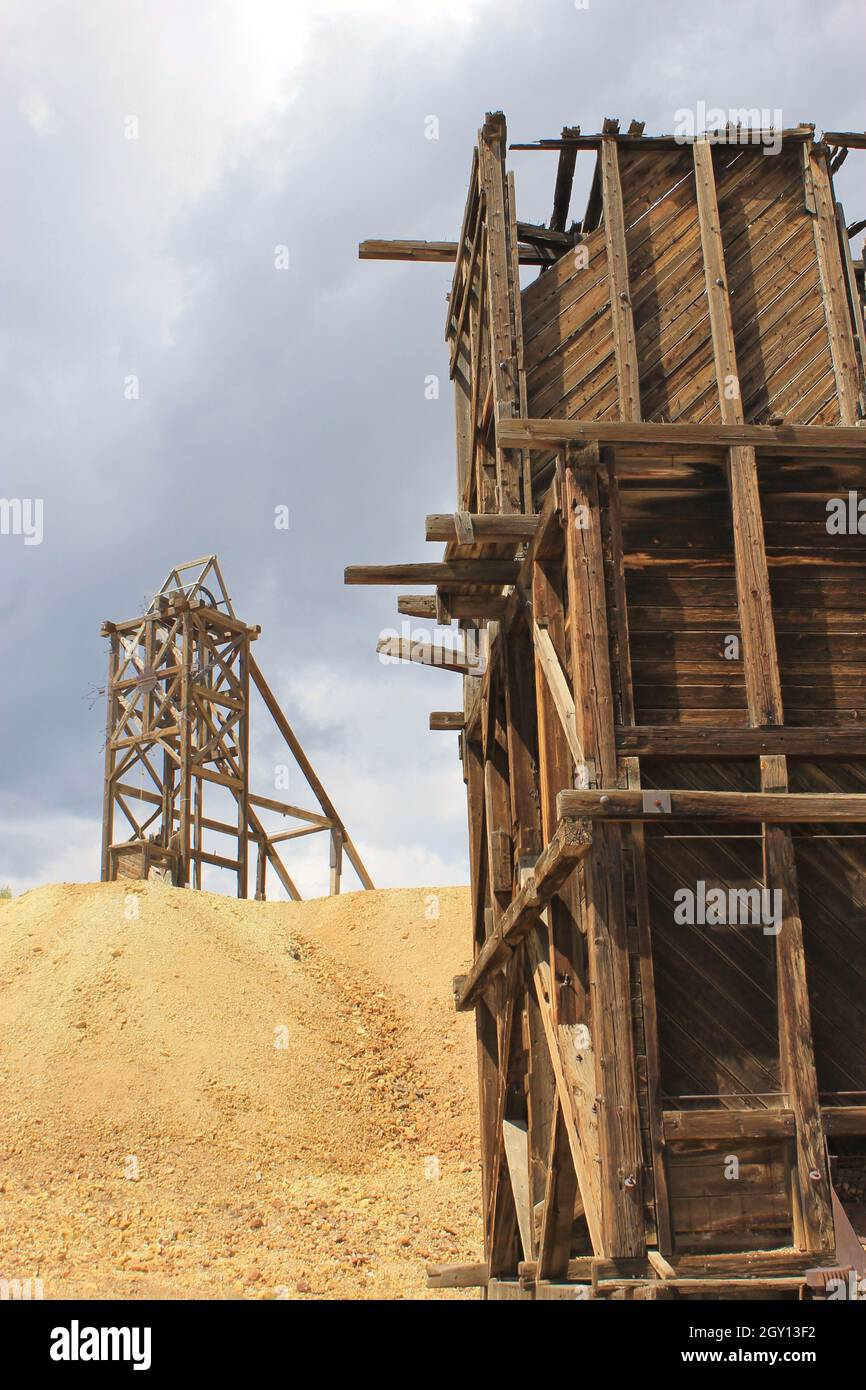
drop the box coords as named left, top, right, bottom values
left=101, top=555, right=372, bottom=900
left=348, top=117, right=866, bottom=1298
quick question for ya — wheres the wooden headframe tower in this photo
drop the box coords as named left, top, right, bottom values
left=348, top=117, right=866, bottom=1297
left=101, top=555, right=373, bottom=900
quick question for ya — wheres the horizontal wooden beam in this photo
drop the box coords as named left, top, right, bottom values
left=359, top=239, right=465, bottom=263
left=429, top=711, right=464, bottom=731
left=247, top=794, right=332, bottom=827
left=663, top=1109, right=795, bottom=1141
left=616, top=726, right=866, bottom=759
left=454, top=816, right=593, bottom=1011
left=424, top=512, right=539, bottom=543
left=496, top=417, right=866, bottom=457
left=105, top=609, right=259, bottom=639
left=192, top=848, right=242, bottom=872
left=511, top=126, right=815, bottom=152
left=823, top=130, right=866, bottom=149
left=377, top=636, right=484, bottom=675
left=557, top=789, right=866, bottom=823
left=345, top=560, right=521, bottom=586
left=358, top=238, right=555, bottom=266
left=518, top=1249, right=837, bottom=1283
left=516, top=220, right=574, bottom=248
left=821, top=1106, right=866, bottom=1135
left=114, top=781, right=162, bottom=806
left=426, top=1261, right=489, bottom=1289
left=267, top=823, right=331, bottom=844
left=111, top=726, right=182, bottom=751
left=397, top=593, right=509, bottom=620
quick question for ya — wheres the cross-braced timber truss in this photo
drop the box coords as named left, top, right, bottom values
left=101, top=556, right=373, bottom=900
left=348, top=116, right=866, bottom=1298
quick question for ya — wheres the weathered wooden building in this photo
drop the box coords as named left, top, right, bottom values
left=348, top=118, right=866, bottom=1297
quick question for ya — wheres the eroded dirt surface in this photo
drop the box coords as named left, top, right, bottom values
left=0, top=882, right=481, bottom=1299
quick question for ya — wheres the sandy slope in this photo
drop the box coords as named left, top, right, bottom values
left=0, top=881, right=480, bottom=1299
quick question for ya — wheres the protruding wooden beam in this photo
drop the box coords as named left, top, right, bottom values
left=821, top=130, right=866, bottom=148
left=425, top=1261, right=489, bottom=1289
left=515, top=221, right=574, bottom=249
left=345, top=560, right=520, bottom=586
left=358, top=238, right=555, bottom=266
left=424, top=513, right=539, bottom=543
left=397, top=592, right=509, bottom=620
left=377, top=636, right=484, bottom=675
left=397, top=594, right=436, bottom=619
left=429, top=711, right=464, bottom=731
left=550, top=125, right=580, bottom=234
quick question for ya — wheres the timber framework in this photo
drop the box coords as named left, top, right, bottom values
left=348, top=117, right=866, bottom=1298
left=101, top=555, right=372, bottom=899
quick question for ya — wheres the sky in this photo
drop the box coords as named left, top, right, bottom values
left=0, top=0, right=863, bottom=897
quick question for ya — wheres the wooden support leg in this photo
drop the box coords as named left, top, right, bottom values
left=100, top=632, right=119, bottom=881
left=692, top=137, right=836, bottom=1256
left=564, top=456, right=645, bottom=1259
left=763, top=758, right=835, bottom=1254
left=599, top=455, right=672, bottom=1255
left=255, top=835, right=267, bottom=901
left=725, top=446, right=834, bottom=1255
left=329, top=827, right=343, bottom=896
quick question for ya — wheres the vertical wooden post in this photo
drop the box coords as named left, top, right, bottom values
left=483, top=652, right=513, bottom=919
left=808, top=142, right=861, bottom=424
left=478, top=112, right=522, bottom=514
left=329, top=827, right=343, bottom=896
left=598, top=135, right=669, bottom=1250
left=694, top=138, right=835, bottom=1254
left=100, top=629, right=119, bottom=881
left=237, top=634, right=250, bottom=899
left=177, top=610, right=193, bottom=888
left=503, top=620, right=543, bottom=869
left=600, top=456, right=673, bottom=1255
left=599, top=135, right=641, bottom=422
left=255, top=835, right=267, bottom=901
left=693, top=136, right=742, bottom=426
left=192, top=624, right=204, bottom=889
left=464, top=732, right=503, bottom=1269
left=564, top=451, right=645, bottom=1259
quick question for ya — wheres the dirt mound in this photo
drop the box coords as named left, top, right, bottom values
left=0, top=881, right=480, bottom=1299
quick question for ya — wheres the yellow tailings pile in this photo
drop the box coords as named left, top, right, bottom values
left=0, top=881, right=478, bottom=1299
